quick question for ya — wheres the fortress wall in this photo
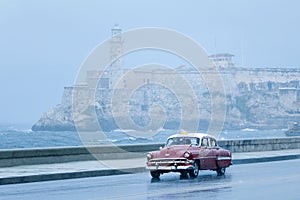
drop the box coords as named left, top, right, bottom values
left=61, top=87, right=73, bottom=107
left=234, top=68, right=300, bottom=84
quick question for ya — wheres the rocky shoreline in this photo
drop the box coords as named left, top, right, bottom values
left=32, top=67, right=300, bottom=133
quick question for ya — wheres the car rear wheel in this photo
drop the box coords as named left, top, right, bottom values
left=180, top=171, right=189, bottom=179
left=216, top=167, right=226, bottom=176
left=150, top=171, right=160, bottom=179
left=189, top=162, right=199, bottom=178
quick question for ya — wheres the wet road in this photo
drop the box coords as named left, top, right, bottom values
left=1, top=159, right=300, bottom=200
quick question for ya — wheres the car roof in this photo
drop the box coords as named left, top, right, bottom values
left=167, top=132, right=216, bottom=140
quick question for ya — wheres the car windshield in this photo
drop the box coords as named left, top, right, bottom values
left=166, top=137, right=200, bottom=147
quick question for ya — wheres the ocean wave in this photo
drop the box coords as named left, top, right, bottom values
left=0, top=127, right=286, bottom=149
left=0, top=125, right=33, bottom=133
left=241, top=128, right=257, bottom=132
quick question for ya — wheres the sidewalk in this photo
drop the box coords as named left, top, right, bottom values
left=0, top=149, right=299, bottom=185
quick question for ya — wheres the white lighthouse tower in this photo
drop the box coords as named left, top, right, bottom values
left=108, top=24, right=123, bottom=89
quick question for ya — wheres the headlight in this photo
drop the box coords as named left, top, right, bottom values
left=184, top=151, right=191, bottom=158
left=146, top=153, right=152, bottom=160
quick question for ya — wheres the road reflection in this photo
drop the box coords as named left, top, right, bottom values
left=147, top=172, right=233, bottom=199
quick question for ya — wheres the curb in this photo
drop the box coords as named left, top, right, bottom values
left=1, top=154, right=300, bottom=185
left=0, top=167, right=147, bottom=185
left=233, top=154, right=300, bottom=165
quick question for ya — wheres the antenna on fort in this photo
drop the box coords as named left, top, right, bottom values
left=241, top=36, right=245, bottom=68
left=214, top=36, right=217, bottom=53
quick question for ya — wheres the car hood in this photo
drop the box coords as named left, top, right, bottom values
left=154, top=145, right=198, bottom=158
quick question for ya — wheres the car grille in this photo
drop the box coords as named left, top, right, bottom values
left=149, top=158, right=189, bottom=165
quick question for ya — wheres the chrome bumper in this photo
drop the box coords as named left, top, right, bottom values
left=146, top=165, right=194, bottom=171
left=146, top=158, right=194, bottom=171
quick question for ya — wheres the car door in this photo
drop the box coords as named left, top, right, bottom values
left=207, top=137, right=218, bottom=169
left=199, top=137, right=213, bottom=169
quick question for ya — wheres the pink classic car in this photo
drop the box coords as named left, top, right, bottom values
left=146, top=132, right=232, bottom=178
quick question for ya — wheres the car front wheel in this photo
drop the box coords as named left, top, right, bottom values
left=150, top=171, right=160, bottom=179
left=189, top=162, right=199, bottom=178
left=216, top=167, right=226, bottom=176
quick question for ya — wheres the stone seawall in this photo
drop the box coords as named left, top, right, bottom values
left=218, top=137, right=300, bottom=152
left=1, top=137, right=300, bottom=167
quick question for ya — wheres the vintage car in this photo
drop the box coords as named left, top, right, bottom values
left=146, top=132, right=232, bottom=178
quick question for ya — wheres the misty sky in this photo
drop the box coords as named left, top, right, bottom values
left=0, top=0, right=299, bottom=126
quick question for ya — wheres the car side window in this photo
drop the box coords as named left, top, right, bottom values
left=210, top=138, right=217, bottom=147
left=166, top=138, right=174, bottom=147
left=195, top=138, right=200, bottom=146
left=201, top=138, right=209, bottom=147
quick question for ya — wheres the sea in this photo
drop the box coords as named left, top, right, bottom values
left=0, top=124, right=288, bottom=149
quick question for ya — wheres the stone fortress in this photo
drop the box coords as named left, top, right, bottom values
left=32, top=26, right=300, bottom=132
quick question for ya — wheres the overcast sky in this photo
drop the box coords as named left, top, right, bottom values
left=0, top=0, right=299, bottom=126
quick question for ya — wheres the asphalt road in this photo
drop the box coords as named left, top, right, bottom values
left=0, top=159, right=300, bottom=200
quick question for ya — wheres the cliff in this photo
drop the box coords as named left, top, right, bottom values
left=32, top=67, right=300, bottom=132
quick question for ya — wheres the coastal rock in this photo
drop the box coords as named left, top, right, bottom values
left=32, top=67, right=300, bottom=132
left=32, top=105, right=75, bottom=131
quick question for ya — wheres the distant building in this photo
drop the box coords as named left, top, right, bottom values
left=209, top=53, right=235, bottom=68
